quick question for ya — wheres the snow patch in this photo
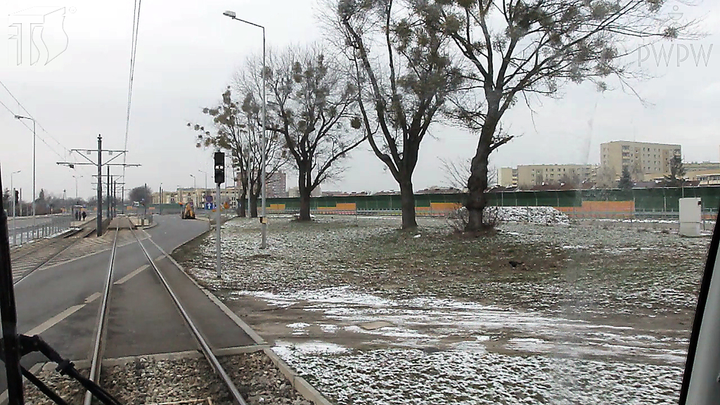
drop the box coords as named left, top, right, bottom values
left=274, top=340, right=349, bottom=356
left=451, top=206, right=570, bottom=225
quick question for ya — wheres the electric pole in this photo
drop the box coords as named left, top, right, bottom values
left=57, top=135, right=139, bottom=236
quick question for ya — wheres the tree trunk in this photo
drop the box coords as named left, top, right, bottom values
left=299, top=191, right=311, bottom=221
left=297, top=165, right=312, bottom=221
left=237, top=191, right=247, bottom=217
left=399, top=179, right=417, bottom=229
left=465, top=112, right=499, bottom=232
left=250, top=194, right=258, bottom=218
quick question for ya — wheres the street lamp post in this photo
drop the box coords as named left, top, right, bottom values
left=223, top=10, right=267, bottom=249
left=14, top=115, right=36, bottom=238
left=190, top=174, right=197, bottom=207
left=72, top=175, right=83, bottom=200
left=10, top=170, right=21, bottom=244
left=198, top=169, right=208, bottom=207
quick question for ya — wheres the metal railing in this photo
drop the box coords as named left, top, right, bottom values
left=8, top=214, right=73, bottom=247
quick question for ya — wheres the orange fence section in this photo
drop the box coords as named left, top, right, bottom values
left=317, top=203, right=357, bottom=215
left=556, top=201, right=635, bottom=218
left=430, top=202, right=462, bottom=212
left=268, top=204, right=286, bottom=211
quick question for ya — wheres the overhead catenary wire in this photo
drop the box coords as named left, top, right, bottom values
left=0, top=97, right=66, bottom=161
left=0, top=90, right=92, bottom=194
left=0, top=80, right=71, bottom=157
left=121, top=0, right=143, bottom=187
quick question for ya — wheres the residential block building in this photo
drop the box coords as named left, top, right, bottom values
left=267, top=170, right=288, bottom=198
left=500, top=164, right=596, bottom=189
left=600, top=141, right=681, bottom=180
left=499, top=167, right=518, bottom=188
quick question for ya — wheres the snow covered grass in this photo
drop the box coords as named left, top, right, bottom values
left=277, top=346, right=683, bottom=405
left=175, top=215, right=710, bottom=405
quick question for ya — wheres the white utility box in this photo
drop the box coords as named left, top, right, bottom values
left=679, top=197, right=702, bottom=237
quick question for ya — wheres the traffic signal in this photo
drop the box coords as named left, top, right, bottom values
left=14, top=190, right=19, bottom=204
left=214, top=152, right=225, bottom=184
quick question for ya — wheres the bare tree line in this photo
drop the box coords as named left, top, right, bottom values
left=192, top=0, right=695, bottom=230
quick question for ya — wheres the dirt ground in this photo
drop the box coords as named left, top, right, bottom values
left=174, top=215, right=713, bottom=404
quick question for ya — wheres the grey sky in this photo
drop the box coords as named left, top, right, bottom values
left=0, top=0, right=718, bottom=201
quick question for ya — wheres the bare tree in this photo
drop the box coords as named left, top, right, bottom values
left=441, top=157, right=497, bottom=190
left=129, top=185, right=152, bottom=206
left=423, top=0, right=696, bottom=231
left=331, top=0, right=464, bottom=229
left=190, top=88, right=249, bottom=217
left=558, top=172, right=582, bottom=189
left=441, top=157, right=471, bottom=190
left=191, top=87, right=287, bottom=218
left=596, top=165, right=616, bottom=188
left=233, top=70, right=290, bottom=218
left=258, top=45, right=365, bottom=221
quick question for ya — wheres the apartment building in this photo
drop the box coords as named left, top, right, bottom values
left=499, top=167, right=518, bottom=187
left=600, top=141, right=681, bottom=179
left=508, top=164, right=596, bottom=189
left=267, top=170, right=288, bottom=198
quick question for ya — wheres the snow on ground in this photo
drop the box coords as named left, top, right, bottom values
left=236, top=287, right=688, bottom=365
left=276, top=346, right=682, bottom=405
left=491, top=206, right=570, bottom=225
left=451, top=206, right=570, bottom=225
left=176, top=215, right=710, bottom=405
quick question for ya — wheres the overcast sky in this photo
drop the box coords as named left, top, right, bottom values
left=1, top=0, right=718, bottom=200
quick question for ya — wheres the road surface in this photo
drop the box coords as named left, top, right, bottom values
left=0, top=215, right=249, bottom=399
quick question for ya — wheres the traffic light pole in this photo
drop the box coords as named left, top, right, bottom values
left=214, top=151, right=225, bottom=279
left=216, top=182, right=221, bottom=278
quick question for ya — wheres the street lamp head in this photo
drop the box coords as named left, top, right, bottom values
left=14, top=114, right=31, bottom=120
left=223, top=10, right=236, bottom=18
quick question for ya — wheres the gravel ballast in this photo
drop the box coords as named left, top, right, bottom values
left=20, top=352, right=312, bottom=405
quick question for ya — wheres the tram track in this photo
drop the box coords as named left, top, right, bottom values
left=83, top=217, right=248, bottom=405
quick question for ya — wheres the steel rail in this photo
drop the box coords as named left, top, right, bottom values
left=128, top=226, right=248, bottom=405
left=83, top=218, right=122, bottom=405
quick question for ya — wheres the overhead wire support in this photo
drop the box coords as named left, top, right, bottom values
left=58, top=135, right=140, bottom=236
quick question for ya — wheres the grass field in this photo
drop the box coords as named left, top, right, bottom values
left=176, top=215, right=713, bottom=404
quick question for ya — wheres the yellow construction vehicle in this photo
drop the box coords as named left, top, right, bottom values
left=181, top=202, right=195, bottom=219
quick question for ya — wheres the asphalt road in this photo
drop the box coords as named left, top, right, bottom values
left=0, top=214, right=219, bottom=399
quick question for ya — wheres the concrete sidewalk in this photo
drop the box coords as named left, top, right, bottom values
left=70, top=215, right=96, bottom=228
